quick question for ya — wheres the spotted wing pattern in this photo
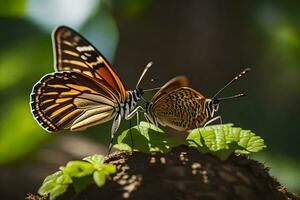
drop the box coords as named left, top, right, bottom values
left=151, top=87, right=207, bottom=131
left=53, top=26, right=126, bottom=101
left=31, top=71, right=117, bottom=132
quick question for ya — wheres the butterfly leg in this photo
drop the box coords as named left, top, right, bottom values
left=108, top=114, right=122, bottom=154
left=204, top=116, right=222, bottom=127
left=126, top=106, right=145, bottom=130
left=129, top=119, right=134, bottom=151
left=135, top=111, right=143, bottom=139
left=144, top=112, right=157, bottom=129
left=144, top=113, right=151, bottom=129
left=126, top=106, right=145, bottom=121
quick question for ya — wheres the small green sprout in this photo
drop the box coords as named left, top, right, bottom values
left=38, top=154, right=116, bottom=200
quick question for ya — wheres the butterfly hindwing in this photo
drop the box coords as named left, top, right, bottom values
left=53, top=26, right=126, bottom=101
left=151, top=87, right=206, bottom=131
left=30, top=71, right=118, bottom=132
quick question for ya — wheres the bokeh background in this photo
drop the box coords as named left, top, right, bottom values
left=0, top=0, right=299, bottom=199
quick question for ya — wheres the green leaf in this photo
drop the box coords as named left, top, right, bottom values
left=38, top=171, right=72, bottom=200
left=60, top=161, right=95, bottom=178
left=55, top=173, right=73, bottom=185
left=72, top=176, right=93, bottom=194
left=113, top=143, right=133, bottom=152
left=114, top=124, right=151, bottom=152
left=139, top=121, right=164, bottom=133
left=98, top=163, right=116, bottom=175
left=83, top=154, right=105, bottom=165
left=48, top=185, right=68, bottom=200
left=93, top=171, right=106, bottom=187
left=42, top=171, right=64, bottom=186
left=114, top=121, right=183, bottom=153
left=187, top=124, right=267, bottom=155
left=38, top=153, right=116, bottom=199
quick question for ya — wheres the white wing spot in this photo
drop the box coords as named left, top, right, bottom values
left=76, top=45, right=95, bottom=52
left=84, top=52, right=91, bottom=57
left=81, top=55, right=87, bottom=60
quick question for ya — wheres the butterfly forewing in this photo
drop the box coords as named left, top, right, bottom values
left=53, top=26, right=126, bottom=101
left=151, top=75, right=189, bottom=103
left=31, top=71, right=118, bottom=132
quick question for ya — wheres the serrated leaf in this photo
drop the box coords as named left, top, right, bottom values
left=93, top=171, right=106, bottom=187
left=83, top=154, right=105, bottom=165
left=60, top=161, right=95, bottom=178
left=187, top=124, right=267, bottom=155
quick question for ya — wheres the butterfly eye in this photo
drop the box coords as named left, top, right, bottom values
left=213, top=99, right=219, bottom=104
left=137, top=88, right=144, bottom=95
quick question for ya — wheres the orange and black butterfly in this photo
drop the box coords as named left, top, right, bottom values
left=30, top=26, right=151, bottom=150
left=145, top=68, right=250, bottom=131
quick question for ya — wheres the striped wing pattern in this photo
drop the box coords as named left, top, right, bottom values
left=31, top=71, right=117, bottom=132
left=151, top=87, right=207, bottom=131
left=53, top=26, right=126, bottom=101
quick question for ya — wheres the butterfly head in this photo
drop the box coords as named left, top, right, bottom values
left=212, top=99, right=220, bottom=112
left=206, top=98, right=220, bottom=118
left=136, top=87, right=144, bottom=96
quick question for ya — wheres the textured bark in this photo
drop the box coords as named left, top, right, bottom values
left=48, top=146, right=298, bottom=200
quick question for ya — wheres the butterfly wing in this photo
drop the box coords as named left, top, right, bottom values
left=151, top=87, right=206, bottom=131
left=52, top=26, right=126, bottom=101
left=151, top=76, right=189, bottom=104
left=30, top=71, right=119, bottom=132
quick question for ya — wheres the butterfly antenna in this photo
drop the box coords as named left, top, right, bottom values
left=136, top=61, right=153, bottom=88
left=218, top=93, right=246, bottom=101
left=213, top=68, right=251, bottom=99
left=143, top=87, right=161, bottom=92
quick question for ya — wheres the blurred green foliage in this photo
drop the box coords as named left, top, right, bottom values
left=0, top=0, right=299, bottom=195
left=0, top=31, right=52, bottom=164
left=0, top=0, right=26, bottom=17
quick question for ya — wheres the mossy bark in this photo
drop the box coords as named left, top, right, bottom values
left=28, top=146, right=298, bottom=200
left=60, top=146, right=298, bottom=200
